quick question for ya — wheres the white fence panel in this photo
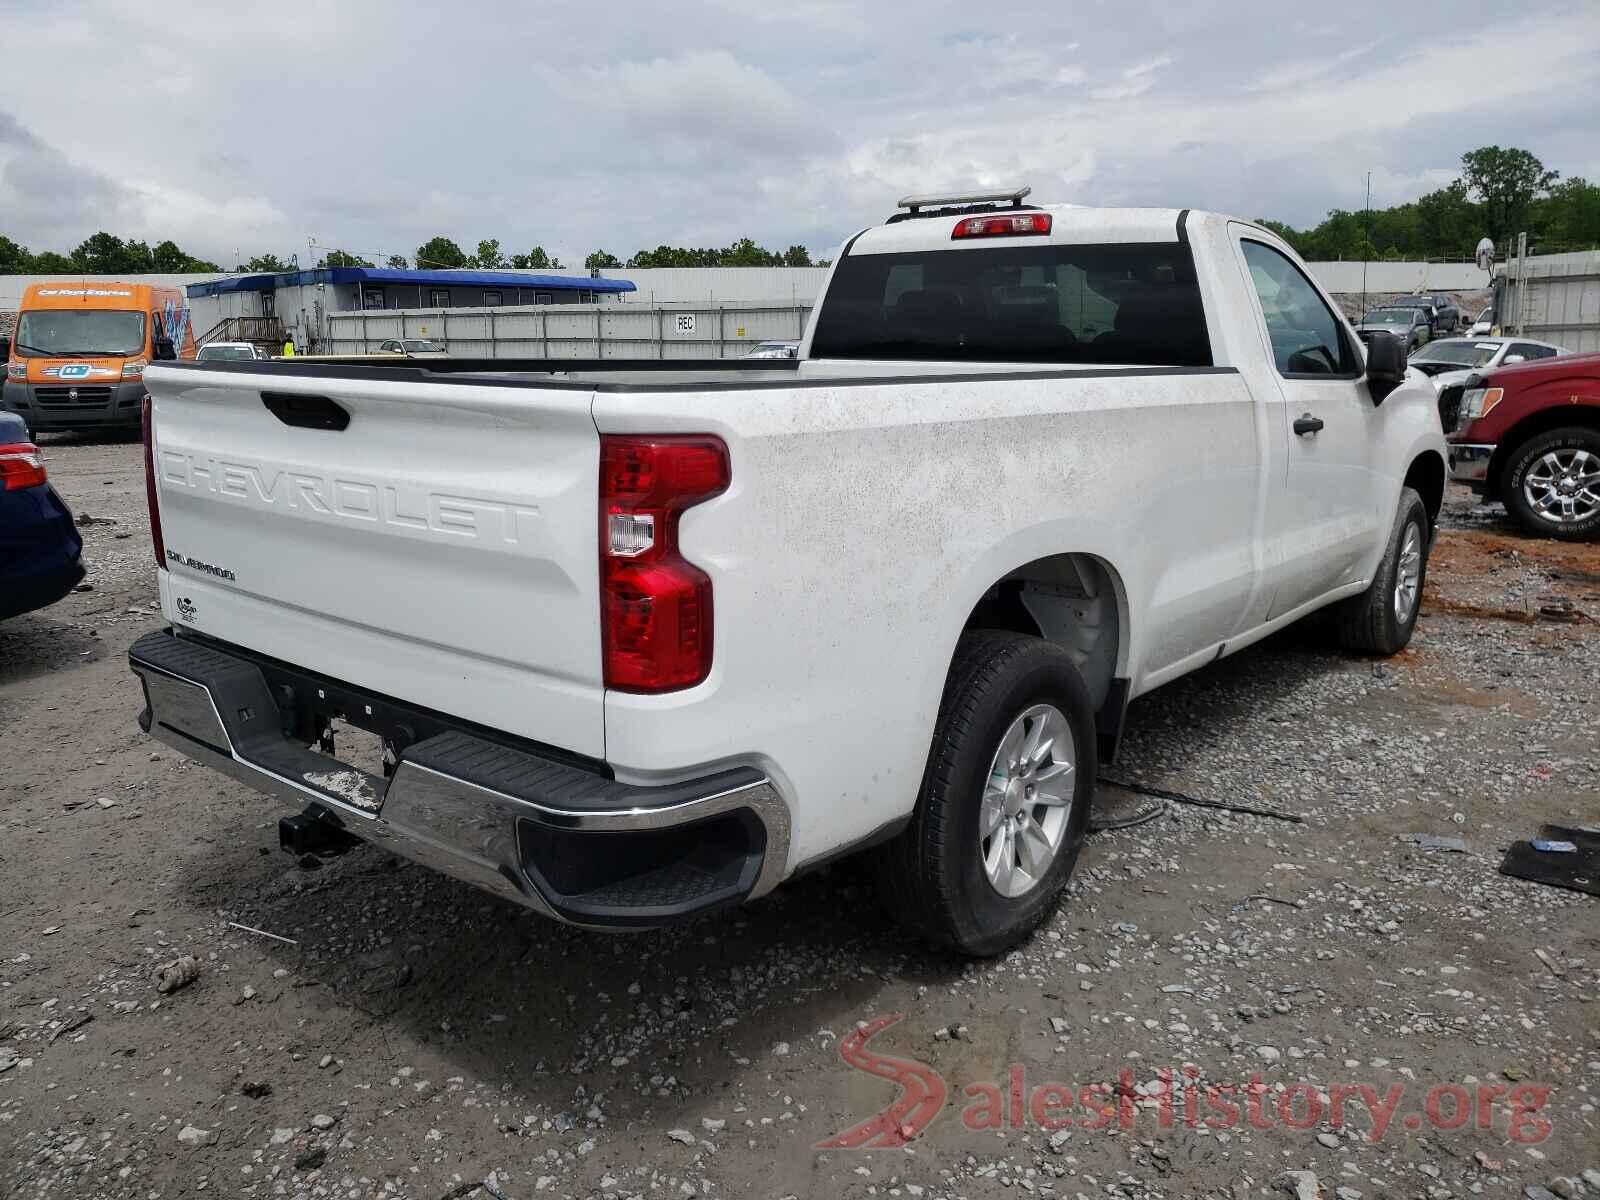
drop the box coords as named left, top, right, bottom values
left=1500, top=251, right=1600, bottom=353
left=326, top=302, right=814, bottom=359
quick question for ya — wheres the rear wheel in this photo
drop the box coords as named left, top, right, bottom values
left=1333, top=486, right=1430, bottom=655
left=877, top=631, right=1095, bottom=956
left=1501, top=427, right=1600, bottom=542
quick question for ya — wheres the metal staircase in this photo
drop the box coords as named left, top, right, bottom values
left=196, top=315, right=286, bottom=354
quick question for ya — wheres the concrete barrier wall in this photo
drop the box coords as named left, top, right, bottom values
left=1301, top=261, right=1495, bottom=294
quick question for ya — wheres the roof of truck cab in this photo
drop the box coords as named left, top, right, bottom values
left=849, top=206, right=1195, bottom=254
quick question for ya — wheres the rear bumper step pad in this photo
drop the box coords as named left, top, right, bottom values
left=128, top=629, right=790, bottom=927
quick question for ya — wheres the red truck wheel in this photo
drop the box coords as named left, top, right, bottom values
left=1502, top=427, right=1600, bottom=542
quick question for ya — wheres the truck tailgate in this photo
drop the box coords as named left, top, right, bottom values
left=145, top=366, right=605, bottom=758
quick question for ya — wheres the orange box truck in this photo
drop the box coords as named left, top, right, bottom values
left=3, top=282, right=196, bottom=436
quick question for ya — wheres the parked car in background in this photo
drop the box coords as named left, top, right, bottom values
left=196, top=341, right=265, bottom=362
left=375, top=338, right=448, bottom=359
left=1448, top=351, right=1600, bottom=540
left=1410, top=336, right=1565, bottom=382
left=133, top=195, right=1446, bottom=955
left=1391, top=294, right=1460, bottom=334
left=1468, top=305, right=1495, bottom=336
left=1356, top=306, right=1431, bottom=352
left=742, top=340, right=799, bottom=360
left=1414, top=337, right=1566, bottom=431
left=1381, top=295, right=1440, bottom=332
left=0, top=411, right=84, bottom=620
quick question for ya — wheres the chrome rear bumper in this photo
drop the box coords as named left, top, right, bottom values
left=129, top=630, right=790, bottom=927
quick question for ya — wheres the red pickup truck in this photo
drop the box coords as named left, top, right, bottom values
left=1446, top=350, right=1600, bottom=540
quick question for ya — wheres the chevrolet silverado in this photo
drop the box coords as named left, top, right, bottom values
left=129, top=190, right=1447, bottom=954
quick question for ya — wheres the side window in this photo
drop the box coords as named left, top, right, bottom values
left=1240, top=240, right=1356, bottom=377
left=1512, top=342, right=1557, bottom=361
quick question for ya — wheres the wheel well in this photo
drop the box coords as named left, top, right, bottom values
left=1403, top=451, right=1445, bottom=527
left=1484, top=405, right=1600, bottom=499
left=961, top=553, right=1123, bottom=711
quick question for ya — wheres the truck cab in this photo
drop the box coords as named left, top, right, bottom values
left=3, top=282, right=196, bottom=436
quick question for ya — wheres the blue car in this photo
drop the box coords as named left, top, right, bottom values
left=1, top=411, right=84, bottom=620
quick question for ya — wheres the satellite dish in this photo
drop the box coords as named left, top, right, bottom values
left=1475, top=237, right=1495, bottom=272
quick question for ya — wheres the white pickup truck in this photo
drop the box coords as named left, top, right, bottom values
left=130, top=191, right=1446, bottom=955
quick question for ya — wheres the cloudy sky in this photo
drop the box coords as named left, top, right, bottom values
left=2, top=0, right=1597, bottom=267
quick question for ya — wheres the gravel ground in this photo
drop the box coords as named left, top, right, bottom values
left=1, top=435, right=1597, bottom=1200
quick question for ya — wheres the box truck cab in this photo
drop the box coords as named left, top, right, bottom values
left=3, top=282, right=196, bottom=435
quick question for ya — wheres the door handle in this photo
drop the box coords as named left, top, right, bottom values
left=261, top=391, right=349, bottom=431
left=1293, top=414, right=1324, bottom=436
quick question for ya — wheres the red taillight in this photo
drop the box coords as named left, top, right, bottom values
left=599, top=435, right=730, bottom=692
left=951, top=212, right=1053, bottom=239
left=141, top=394, right=166, bottom=571
left=0, top=442, right=48, bottom=491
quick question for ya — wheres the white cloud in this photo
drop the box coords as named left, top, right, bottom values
left=1090, top=52, right=1173, bottom=100
left=558, top=50, right=832, bottom=164
left=1124, top=54, right=1173, bottom=78
left=0, top=0, right=1594, bottom=265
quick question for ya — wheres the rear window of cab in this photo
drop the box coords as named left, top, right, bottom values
left=810, top=242, right=1211, bottom=366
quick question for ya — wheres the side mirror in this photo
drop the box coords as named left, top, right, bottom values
left=1365, top=330, right=1406, bottom=404
left=1503, top=354, right=1526, bottom=364
left=153, top=336, right=176, bottom=361
left=0, top=336, right=9, bottom=359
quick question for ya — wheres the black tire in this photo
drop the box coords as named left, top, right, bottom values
left=876, top=630, right=1096, bottom=957
left=1501, top=427, right=1600, bottom=543
left=1333, top=486, right=1430, bottom=655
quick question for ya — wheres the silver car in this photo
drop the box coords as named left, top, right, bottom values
left=375, top=338, right=448, bottom=359
left=1408, top=336, right=1566, bottom=387
left=196, top=341, right=264, bottom=362
left=1355, top=307, right=1431, bottom=352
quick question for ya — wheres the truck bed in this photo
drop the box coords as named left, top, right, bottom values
left=171, top=355, right=1228, bottom=390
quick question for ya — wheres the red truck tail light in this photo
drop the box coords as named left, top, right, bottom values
left=0, top=442, right=48, bottom=491
left=951, top=212, right=1052, bottom=239
left=141, top=394, right=167, bottom=570
left=599, top=435, right=730, bottom=692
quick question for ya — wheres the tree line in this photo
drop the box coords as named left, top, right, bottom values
left=0, top=231, right=831, bottom=278
left=1257, top=146, right=1600, bottom=262
left=6, top=144, right=1594, bottom=280
left=0, top=231, right=221, bottom=275
left=407, top=236, right=824, bottom=272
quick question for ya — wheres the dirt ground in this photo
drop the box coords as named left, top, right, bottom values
left=2, top=436, right=1597, bottom=1200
